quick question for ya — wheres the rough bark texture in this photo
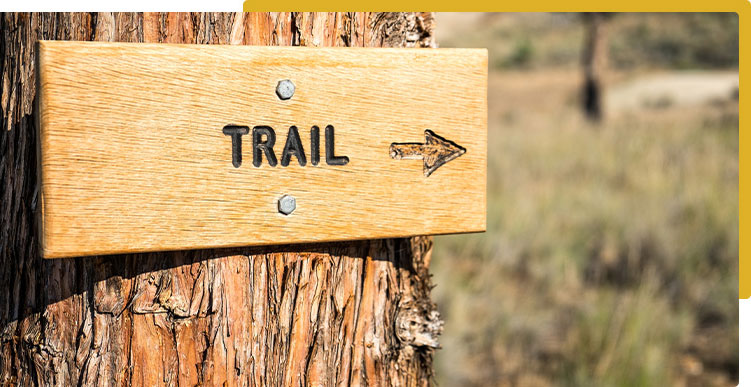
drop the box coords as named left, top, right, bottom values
left=0, top=12, right=440, bottom=386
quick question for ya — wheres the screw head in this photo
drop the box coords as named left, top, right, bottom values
left=275, top=80, right=295, bottom=100
left=278, top=195, right=296, bottom=215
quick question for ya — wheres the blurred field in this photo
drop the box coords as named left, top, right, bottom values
left=431, top=13, right=738, bottom=386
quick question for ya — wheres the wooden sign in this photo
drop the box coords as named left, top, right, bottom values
left=36, top=41, right=487, bottom=258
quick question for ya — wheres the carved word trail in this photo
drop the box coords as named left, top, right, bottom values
left=222, top=125, right=350, bottom=168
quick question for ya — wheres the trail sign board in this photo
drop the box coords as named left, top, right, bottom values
left=37, top=41, right=487, bottom=258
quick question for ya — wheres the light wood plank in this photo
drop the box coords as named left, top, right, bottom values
left=37, top=41, right=487, bottom=258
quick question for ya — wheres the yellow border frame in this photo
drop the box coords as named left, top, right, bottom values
left=242, top=1, right=747, bottom=12
left=241, top=5, right=747, bottom=298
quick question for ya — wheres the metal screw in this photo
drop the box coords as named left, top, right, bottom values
left=278, top=194, right=296, bottom=215
left=275, top=80, right=295, bottom=100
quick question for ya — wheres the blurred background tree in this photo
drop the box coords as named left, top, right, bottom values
left=581, top=12, right=612, bottom=122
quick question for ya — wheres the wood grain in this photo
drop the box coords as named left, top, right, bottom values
left=37, top=41, right=487, bottom=258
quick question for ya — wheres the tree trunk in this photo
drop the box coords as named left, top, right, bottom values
left=581, top=12, right=609, bottom=122
left=1, top=12, right=441, bottom=386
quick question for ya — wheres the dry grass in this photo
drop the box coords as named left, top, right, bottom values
left=431, top=13, right=738, bottom=386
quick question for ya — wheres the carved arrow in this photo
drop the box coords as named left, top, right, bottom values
left=390, top=130, right=466, bottom=177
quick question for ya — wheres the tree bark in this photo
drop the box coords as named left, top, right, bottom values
left=1, top=12, right=440, bottom=386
